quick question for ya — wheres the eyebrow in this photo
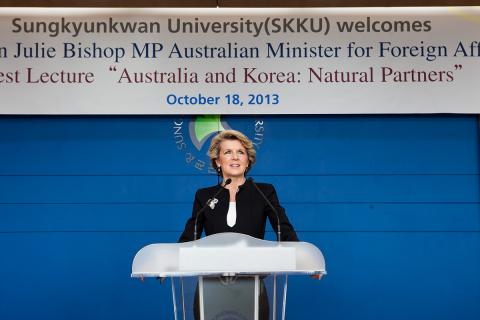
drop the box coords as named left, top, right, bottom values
left=222, top=148, right=245, bottom=152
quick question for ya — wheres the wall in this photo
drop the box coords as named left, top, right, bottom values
left=0, top=115, right=478, bottom=319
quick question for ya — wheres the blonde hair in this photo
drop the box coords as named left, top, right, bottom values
left=208, top=130, right=256, bottom=174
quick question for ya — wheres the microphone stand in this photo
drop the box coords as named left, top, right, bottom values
left=193, top=178, right=232, bottom=241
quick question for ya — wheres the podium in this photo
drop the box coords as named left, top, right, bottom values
left=131, top=233, right=326, bottom=320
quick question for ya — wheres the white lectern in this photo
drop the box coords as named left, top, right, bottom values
left=131, top=233, right=326, bottom=320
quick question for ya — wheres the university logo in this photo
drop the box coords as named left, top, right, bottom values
left=173, top=115, right=265, bottom=173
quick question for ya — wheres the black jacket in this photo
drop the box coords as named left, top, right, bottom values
left=178, top=179, right=299, bottom=242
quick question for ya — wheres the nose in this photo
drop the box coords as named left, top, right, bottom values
left=231, top=152, right=239, bottom=160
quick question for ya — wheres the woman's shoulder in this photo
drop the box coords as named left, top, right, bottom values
left=194, top=184, right=223, bottom=198
left=245, top=179, right=276, bottom=193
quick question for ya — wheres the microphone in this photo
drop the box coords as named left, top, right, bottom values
left=248, top=177, right=282, bottom=242
left=193, top=178, right=232, bottom=240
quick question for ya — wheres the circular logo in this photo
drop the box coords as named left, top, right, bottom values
left=172, top=116, right=265, bottom=173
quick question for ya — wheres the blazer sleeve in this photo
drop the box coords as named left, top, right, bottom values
left=265, top=184, right=299, bottom=242
left=178, top=190, right=204, bottom=243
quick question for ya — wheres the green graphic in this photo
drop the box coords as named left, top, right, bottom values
left=189, top=115, right=231, bottom=150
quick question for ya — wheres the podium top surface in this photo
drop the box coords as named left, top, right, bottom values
left=131, top=233, right=326, bottom=278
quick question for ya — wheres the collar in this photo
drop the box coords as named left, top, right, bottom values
left=219, top=178, right=251, bottom=192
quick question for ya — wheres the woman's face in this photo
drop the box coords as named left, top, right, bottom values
left=216, top=139, right=249, bottom=179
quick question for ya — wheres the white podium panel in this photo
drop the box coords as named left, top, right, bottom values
left=179, top=247, right=296, bottom=273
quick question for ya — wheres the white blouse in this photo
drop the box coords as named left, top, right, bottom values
left=226, top=202, right=237, bottom=227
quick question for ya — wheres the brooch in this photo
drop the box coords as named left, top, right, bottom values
left=208, top=198, right=219, bottom=210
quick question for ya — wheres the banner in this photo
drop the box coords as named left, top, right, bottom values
left=0, top=7, right=479, bottom=114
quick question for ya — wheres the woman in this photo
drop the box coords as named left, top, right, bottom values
left=179, top=130, right=298, bottom=320
left=179, top=129, right=298, bottom=242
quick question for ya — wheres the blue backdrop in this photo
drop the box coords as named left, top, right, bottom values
left=0, top=115, right=479, bottom=319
